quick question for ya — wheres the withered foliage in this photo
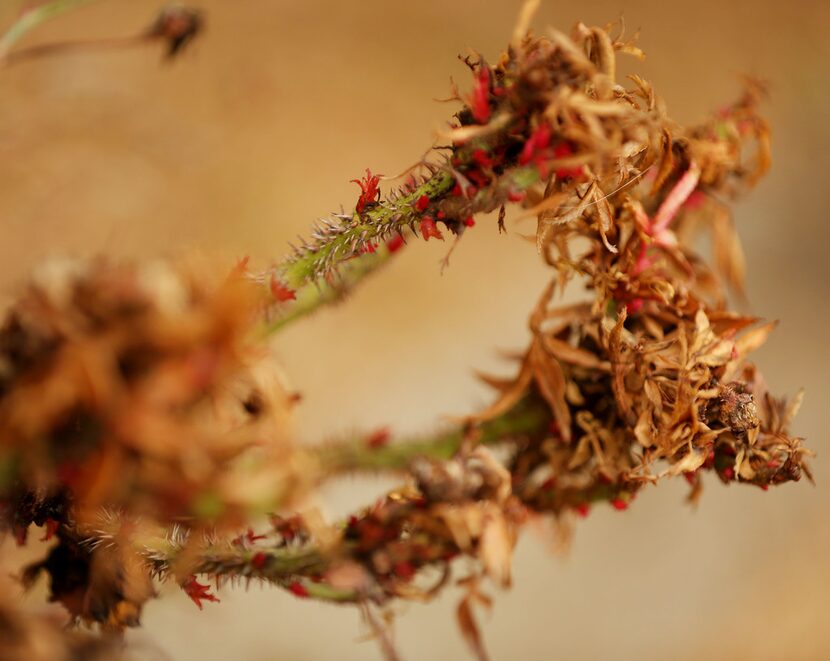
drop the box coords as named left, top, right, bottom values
left=0, top=258, right=298, bottom=532
left=452, top=26, right=809, bottom=513
left=0, top=8, right=812, bottom=661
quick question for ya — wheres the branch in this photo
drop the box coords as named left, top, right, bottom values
left=0, top=0, right=96, bottom=63
left=0, top=2, right=203, bottom=66
left=313, top=397, right=547, bottom=475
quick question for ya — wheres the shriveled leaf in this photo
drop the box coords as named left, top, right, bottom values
left=529, top=341, right=572, bottom=442
left=542, top=335, right=611, bottom=371
left=464, top=356, right=534, bottom=424
left=479, top=509, right=514, bottom=587
left=734, top=320, right=778, bottom=358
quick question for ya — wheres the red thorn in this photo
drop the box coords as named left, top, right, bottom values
left=626, top=298, right=644, bottom=314
left=611, top=498, right=628, bottom=511
left=420, top=217, right=443, bottom=241
left=553, top=142, right=585, bottom=179
left=252, top=552, right=267, bottom=569
left=386, top=234, right=405, bottom=253
left=233, top=527, right=267, bottom=547
left=519, top=123, right=552, bottom=166
left=183, top=576, right=220, bottom=610
left=574, top=503, right=591, bottom=518
left=393, top=561, right=416, bottom=581
left=231, top=255, right=250, bottom=278
left=471, top=149, right=494, bottom=168
left=463, top=216, right=475, bottom=227
left=415, top=195, right=430, bottom=212
left=288, top=581, right=310, bottom=598
left=14, top=526, right=27, bottom=547
left=366, top=427, right=391, bottom=449
left=704, top=450, right=716, bottom=469
left=40, top=518, right=60, bottom=542
left=269, top=276, right=296, bottom=302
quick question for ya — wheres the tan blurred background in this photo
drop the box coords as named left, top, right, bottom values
left=0, top=0, right=828, bottom=659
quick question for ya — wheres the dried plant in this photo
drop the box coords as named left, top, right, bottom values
left=0, top=2, right=812, bottom=660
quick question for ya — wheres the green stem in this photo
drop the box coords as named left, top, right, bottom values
left=258, top=238, right=398, bottom=337
left=196, top=545, right=328, bottom=579
left=297, top=580, right=360, bottom=603
left=280, top=170, right=454, bottom=290
left=134, top=529, right=361, bottom=602
left=0, top=0, right=97, bottom=62
left=257, top=170, right=455, bottom=335
left=261, top=162, right=545, bottom=335
left=314, top=397, right=547, bottom=475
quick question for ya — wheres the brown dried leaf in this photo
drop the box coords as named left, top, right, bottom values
left=650, top=128, right=675, bottom=195
left=608, top=308, right=634, bottom=424
left=734, top=320, right=778, bottom=359
left=542, top=335, right=611, bottom=371
left=479, top=507, right=514, bottom=587
left=529, top=341, right=572, bottom=442
left=456, top=577, right=492, bottom=661
left=464, top=355, right=534, bottom=424
left=711, top=207, right=747, bottom=295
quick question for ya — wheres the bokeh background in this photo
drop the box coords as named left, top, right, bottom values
left=0, top=1, right=828, bottom=659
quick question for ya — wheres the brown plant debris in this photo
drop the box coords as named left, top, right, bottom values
left=0, top=8, right=811, bottom=661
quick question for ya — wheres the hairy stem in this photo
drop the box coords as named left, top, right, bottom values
left=259, top=240, right=398, bottom=337
left=313, top=397, right=547, bottom=475
left=279, top=170, right=454, bottom=290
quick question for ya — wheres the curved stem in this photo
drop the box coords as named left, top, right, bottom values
left=313, top=397, right=547, bottom=475
left=3, top=33, right=144, bottom=65
left=258, top=238, right=400, bottom=337
left=256, top=170, right=454, bottom=335
left=0, top=0, right=97, bottom=63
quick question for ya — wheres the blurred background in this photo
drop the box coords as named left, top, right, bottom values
left=0, top=0, right=828, bottom=659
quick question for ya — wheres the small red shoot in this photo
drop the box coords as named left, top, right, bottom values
left=351, top=168, right=382, bottom=213
left=183, top=575, right=220, bottom=610
left=270, top=276, right=296, bottom=302
left=470, top=66, right=491, bottom=124
left=420, top=217, right=444, bottom=241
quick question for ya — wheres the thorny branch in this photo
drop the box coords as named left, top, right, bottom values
left=0, top=3, right=812, bottom=661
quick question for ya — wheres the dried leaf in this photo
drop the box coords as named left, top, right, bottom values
left=529, top=341, right=572, bottom=442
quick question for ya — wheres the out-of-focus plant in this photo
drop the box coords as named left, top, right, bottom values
left=0, top=2, right=812, bottom=659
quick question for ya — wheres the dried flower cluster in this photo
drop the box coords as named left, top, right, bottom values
left=0, top=258, right=301, bottom=529
left=0, top=4, right=811, bottom=660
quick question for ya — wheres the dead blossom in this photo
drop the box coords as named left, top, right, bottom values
left=0, top=258, right=302, bottom=529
